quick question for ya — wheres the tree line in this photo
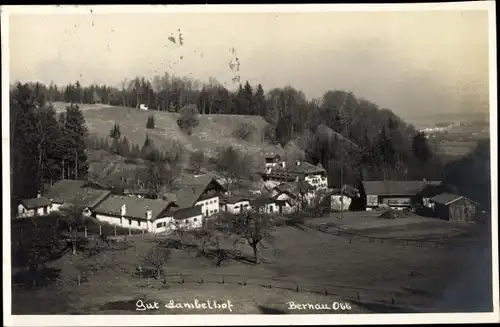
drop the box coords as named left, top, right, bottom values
left=13, top=75, right=490, bottom=207
left=10, top=83, right=89, bottom=209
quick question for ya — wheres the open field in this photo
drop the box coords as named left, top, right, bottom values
left=55, top=102, right=284, bottom=160
left=11, top=214, right=490, bottom=314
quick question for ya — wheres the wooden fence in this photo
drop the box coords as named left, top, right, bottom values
left=129, top=272, right=439, bottom=313
left=303, top=222, right=478, bottom=250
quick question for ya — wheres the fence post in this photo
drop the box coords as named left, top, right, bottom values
left=357, top=292, right=360, bottom=301
left=222, top=276, right=225, bottom=284
left=129, top=227, right=131, bottom=236
left=114, top=225, right=117, bottom=237
left=296, top=284, right=299, bottom=292
left=391, top=296, right=395, bottom=305
left=99, top=224, right=102, bottom=236
left=84, top=225, right=88, bottom=238
left=200, top=277, right=204, bottom=284
left=324, top=288, right=328, bottom=296
left=243, top=278, right=247, bottom=286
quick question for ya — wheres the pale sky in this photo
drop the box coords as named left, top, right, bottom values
left=8, top=8, right=491, bottom=118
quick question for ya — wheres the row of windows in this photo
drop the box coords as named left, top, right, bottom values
left=200, top=199, right=218, bottom=206
left=156, top=217, right=198, bottom=229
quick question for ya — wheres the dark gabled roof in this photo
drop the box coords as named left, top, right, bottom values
left=274, top=181, right=314, bottom=194
left=21, top=197, right=51, bottom=209
left=93, top=195, right=172, bottom=220
left=274, top=199, right=293, bottom=207
left=219, top=195, right=254, bottom=204
left=430, top=193, right=478, bottom=206
left=44, top=179, right=111, bottom=208
left=171, top=175, right=226, bottom=209
left=361, top=181, right=442, bottom=196
left=270, top=161, right=326, bottom=175
left=251, top=197, right=275, bottom=207
left=265, top=153, right=281, bottom=160
left=171, top=205, right=202, bottom=220
left=271, top=190, right=297, bottom=200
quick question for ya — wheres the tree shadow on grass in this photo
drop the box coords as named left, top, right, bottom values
left=201, top=248, right=257, bottom=267
left=350, top=300, right=422, bottom=313
left=402, top=286, right=433, bottom=297
left=12, top=267, right=62, bottom=289
left=257, top=305, right=287, bottom=314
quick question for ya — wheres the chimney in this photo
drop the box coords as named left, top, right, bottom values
left=121, top=204, right=127, bottom=216
left=281, top=161, right=286, bottom=168
left=146, top=208, right=152, bottom=220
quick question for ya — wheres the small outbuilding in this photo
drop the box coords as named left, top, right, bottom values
left=430, top=192, right=479, bottom=223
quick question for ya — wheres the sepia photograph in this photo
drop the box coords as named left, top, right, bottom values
left=2, top=2, right=498, bottom=325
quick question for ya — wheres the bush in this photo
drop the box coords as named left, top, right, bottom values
left=233, top=122, right=256, bottom=141
left=263, top=124, right=277, bottom=144
left=177, top=104, right=199, bottom=135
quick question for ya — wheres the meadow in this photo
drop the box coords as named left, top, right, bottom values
left=11, top=210, right=487, bottom=314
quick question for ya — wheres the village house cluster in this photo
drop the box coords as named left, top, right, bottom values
left=16, top=153, right=482, bottom=230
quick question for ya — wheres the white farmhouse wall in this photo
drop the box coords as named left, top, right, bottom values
left=331, top=195, right=352, bottom=211
left=96, top=213, right=122, bottom=226
left=17, top=204, right=52, bottom=218
left=196, top=196, right=219, bottom=217
left=254, top=203, right=277, bottom=214
left=305, top=174, right=328, bottom=189
left=225, top=200, right=251, bottom=214
left=50, top=203, right=63, bottom=211
left=153, top=216, right=174, bottom=234
left=96, top=213, right=151, bottom=231
left=169, top=215, right=203, bottom=231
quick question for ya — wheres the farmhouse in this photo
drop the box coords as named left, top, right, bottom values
left=170, top=206, right=203, bottom=230
left=93, top=195, right=175, bottom=233
left=262, top=160, right=328, bottom=189
left=17, top=195, right=52, bottom=218
left=271, top=180, right=315, bottom=208
left=360, top=180, right=442, bottom=211
left=430, top=193, right=479, bottom=223
left=219, top=195, right=253, bottom=214
left=171, top=175, right=227, bottom=218
left=43, top=179, right=111, bottom=215
left=264, top=153, right=282, bottom=172
left=251, top=197, right=278, bottom=214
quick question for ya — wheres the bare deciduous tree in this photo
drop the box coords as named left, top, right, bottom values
left=214, top=146, right=253, bottom=195
left=217, top=210, right=275, bottom=264
left=143, top=246, right=172, bottom=279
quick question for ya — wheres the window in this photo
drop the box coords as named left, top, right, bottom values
left=128, top=219, right=132, bottom=225
left=210, top=210, right=213, bottom=214
left=194, top=218, right=197, bottom=222
left=214, top=209, right=218, bottom=213
left=184, top=219, right=188, bottom=223
left=156, top=222, right=162, bottom=228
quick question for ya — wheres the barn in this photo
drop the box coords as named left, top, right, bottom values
left=430, top=193, right=479, bottom=223
left=17, top=196, right=52, bottom=218
left=360, top=180, right=442, bottom=211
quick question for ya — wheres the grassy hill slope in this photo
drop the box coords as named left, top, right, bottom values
left=56, top=103, right=284, bottom=157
